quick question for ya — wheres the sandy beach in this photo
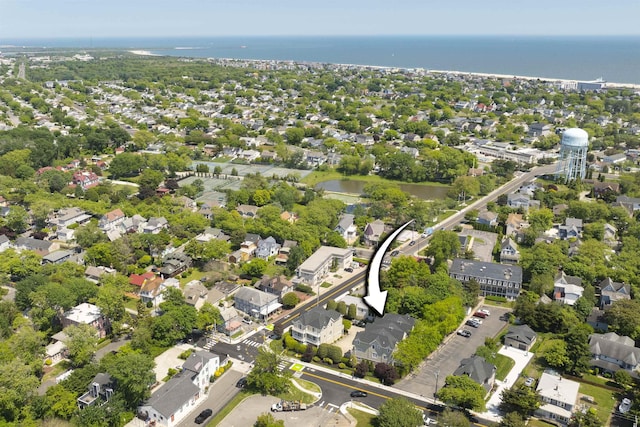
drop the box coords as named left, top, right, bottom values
left=128, top=50, right=160, bottom=56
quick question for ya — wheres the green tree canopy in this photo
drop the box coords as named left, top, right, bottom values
left=376, top=397, right=423, bottom=427
left=437, top=375, right=487, bottom=411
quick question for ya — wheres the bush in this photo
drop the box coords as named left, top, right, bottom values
left=295, top=284, right=315, bottom=295
left=178, top=349, right=193, bottom=360
left=485, top=295, right=507, bottom=303
left=323, top=357, right=334, bottom=365
left=354, top=361, right=369, bottom=378
left=338, top=363, right=346, bottom=369
left=312, top=356, right=321, bottom=362
left=44, top=359, right=52, bottom=366
left=167, top=368, right=178, bottom=377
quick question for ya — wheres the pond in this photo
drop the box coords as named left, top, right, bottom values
left=315, top=179, right=450, bottom=200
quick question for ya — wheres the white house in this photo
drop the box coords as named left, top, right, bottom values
left=553, top=271, right=583, bottom=306
left=335, top=214, right=357, bottom=244
left=535, top=371, right=580, bottom=425
left=296, top=246, right=353, bottom=287
left=138, top=351, right=220, bottom=427
left=290, top=307, right=343, bottom=346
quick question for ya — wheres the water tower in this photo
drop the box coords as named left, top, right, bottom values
left=555, top=128, right=588, bottom=181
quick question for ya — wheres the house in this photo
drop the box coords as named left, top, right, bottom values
left=236, top=204, right=259, bottom=218
left=558, top=217, right=583, bottom=240
left=158, top=253, right=192, bottom=278
left=296, top=246, right=353, bottom=287
left=280, top=211, right=298, bottom=223
left=337, top=295, right=371, bottom=320
left=598, top=277, right=630, bottom=309
left=528, top=122, right=553, bottom=138
left=290, top=307, right=343, bottom=346
left=553, top=204, right=569, bottom=217
left=129, top=271, right=156, bottom=287
left=452, top=355, right=496, bottom=395
left=352, top=313, right=415, bottom=365
left=603, top=153, right=627, bottom=164
left=603, top=223, right=618, bottom=244
left=183, top=280, right=208, bottom=308
left=120, top=214, right=147, bottom=234
left=534, top=371, right=580, bottom=425
left=363, top=220, right=386, bottom=246
left=195, top=227, right=229, bottom=243
left=56, top=227, right=75, bottom=242
left=499, top=237, right=520, bottom=264
left=256, top=275, right=293, bottom=300
left=85, top=266, right=116, bottom=283
left=255, top=236, right=281, bottom=260
left=449, top=259, right=522, bottom=300
left=77, top=373, right=115, bottom=409
left=505, top=213, right=529, bottom=242
left=45, top=331, right=69, bottom=365
left=593, top=181, right=620, bottom=199
left=218, top=306, right=242, bottom=336
left=138, top=351, right=220, bottom=427
left=234, top=287, right=282, bottom=321
left=48, top=207, right=91, bottom=228
left=13, top=237, right=59, bottom=256
left=99, top=208, right=126, bottom=231
left=143, top=217, right=168, bottom=234
left=275, top=240, right=297, bottom=265
left=61, top=303, right=111, bottom=339
left=335, top=214, right=357, bottom=244
left=72, top=170, right=100, bottom=190
left=589, top=332, right=640, bottom=376
left=507, top=193, right=539, bottom=211
left=42, top=250, right=74, bottom=265
left=504, top=324, right=537, bottom=351
left=0, top=234, right=10, bottom=253
left=477, top=210, right=498, bottom=227
left=614, top=196, right=640, bottom=214
left=139, top=277, right=180, bottom=309
left=553, top=271, right=583, bottom=306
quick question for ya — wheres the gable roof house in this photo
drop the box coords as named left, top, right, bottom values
left=138, top=351, right=221, bottom=427
left=598, top=277, right=631, bottom=309
left=98, top=208, right=126, bottom=232
left=275, top=240, right=297, bottom=265
left=337, top=294, right=372, bottom=321
left=143, top=217, right=168, bottom=234
left=234, top=287, right=282, bottom=321
left=158, top=253, right=192, bottom=278
left=335, top=214, right=357, bottom=244
left=13, top=237, right=59, bottom=256
left=255, top=236, right=281, bottom=260
left=139, top=277, right=181, bottom=310
left=352, top=313, right=415, bottom=365
left=453, top=355, right=497, bottom=396
left=558, top=217, right=583, bottom=240
left=291, top=307, right=343, bottom=346
left=477, top=210, right=499, bottom=227
left=553, top=271, right=584, bottom=306
left=363, top=220, right=386, bottom=246
left=183, top=280, right=208, bottom=308
left=500, top=237, right=520, bottom=264
left=507, top=193, right=540, bottom=212
left=48, top=207, right=92, bottom=228
left=593, top=181, right=620, bottom=199
left=504, top=324, right=537, bottom=351
left=449, top=259, right=522, bottom=301
left=589, top=332, right=640, bottom=376
left=61, top=303, right=111, bottom=339
left=256, top=275, right=294, bottom=300
left=535, top=371, right=580, bottom=425
left=72, top=170, right=100, bottom=190
left=77, top=373, right=115, bottom=409
left=236, top=204, right=259, bottom=218
left=505, top=213, right=529, bottom=242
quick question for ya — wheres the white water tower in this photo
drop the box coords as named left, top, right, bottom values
left=555, top=128, right=589, bottom=181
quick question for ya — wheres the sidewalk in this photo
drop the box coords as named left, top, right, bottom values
left=481, top=346, right=534, bottom=423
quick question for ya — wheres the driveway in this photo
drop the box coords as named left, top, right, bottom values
left=458, top=229, right=499, bottom=262
left=394, top=305, right=511, bottom=400
left=153, top=343, right=194, bottom=385
left=217, top=395, right=350, bottom=427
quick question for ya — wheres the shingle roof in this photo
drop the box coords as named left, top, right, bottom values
left=505, top=324, right=537, bottom=345
left=449, top=259, right=523, bottom=283
left=143, top=374, right=199, bottom=419
left=453, top=356, right=496, bottom=392
left=294, top=307, right=341, bottom=329
left=235, top=287, right=278, bottom=307
left=589, top=332, right=640, bottom=365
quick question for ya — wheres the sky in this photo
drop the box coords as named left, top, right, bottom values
left=1, top=0, right=640, bottom=41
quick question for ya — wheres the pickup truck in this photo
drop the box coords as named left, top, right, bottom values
left=271, top=400, right=308, bottom=412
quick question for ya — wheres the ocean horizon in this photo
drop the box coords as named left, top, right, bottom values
left=2, top=35, right=640, bottom=85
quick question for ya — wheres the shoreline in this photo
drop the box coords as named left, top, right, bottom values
left=128, top=50, right=161, bottom=56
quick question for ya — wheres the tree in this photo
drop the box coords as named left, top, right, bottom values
left=376, top=397, right=423, bottom=427
left=374, top=362, right=399, bottom=385
left=437, top=375, right=486, bottom=411
left=0, top=359, right=40, bottom=422
left=564, top=324, right=593, bottom=374
left=197, top=302, right=224, bottom=332
left=246, top=347, right=291, bottom=395
left=347, top=303, right=357, bottom=320
left=528, top=208, right=554, bottom=233
left=614, top=370, right=633, bottom=389
left=242, top=258, right=268, bottom=277
left=65, top=323, right=99, bottom=367
left=104, top=352, right=155, bottom=409
left=93, top=281, right=126, bottom=322
left=569, top=408, right=601, bottom=427
left=354, top=361, right=369, bottom=378
left=5, top=205, right=28, bottom=233
left=543, top=339, right=570, bottom=370
left=438, top=408, right=470, bottom=427
left=500, top=385, right=541, bottom=416
left=138, top=168, right=164, bottom=199
left=326, top=299, right=337, bottom=311
left=254, top=412, right=284, bottom=427
left=281, top=292, right=299, bottom=309
left=603, top=299, right=640, bottom=340
left=500, top=412, right=527, bottom=427
left=42, top=384, right=78, bottom=420
left=426, top=230, right=461, bottom=268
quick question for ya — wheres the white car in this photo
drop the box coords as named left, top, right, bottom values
left=619, top=398, right=632, bottom=414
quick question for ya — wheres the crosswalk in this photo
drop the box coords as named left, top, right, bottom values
left=202, top=337, right=217, bottom=351
left=277, top=361, right=288, bottom=372
left=316, top=401, right=339, bottom=413
left=242, top=339, right=262, bottom=348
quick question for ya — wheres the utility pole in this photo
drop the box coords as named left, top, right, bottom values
left=434, top=370, right=440, bottom=400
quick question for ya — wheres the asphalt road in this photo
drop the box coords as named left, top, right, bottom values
left=206, top=333, right=267, bottom=365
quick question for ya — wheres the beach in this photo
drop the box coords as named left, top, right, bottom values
left=128, top=50, right=160, bottom=56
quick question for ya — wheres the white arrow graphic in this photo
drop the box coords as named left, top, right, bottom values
left=364, top=220, right=415, bottom=316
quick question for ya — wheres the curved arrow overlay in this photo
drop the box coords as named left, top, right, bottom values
left=364, top=220, right=414, bottom=316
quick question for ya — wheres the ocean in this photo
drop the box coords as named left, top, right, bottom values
left=3, top=35, right=640, bottom=85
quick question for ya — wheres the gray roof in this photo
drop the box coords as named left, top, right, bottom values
left=589, top=332, right=640, bottom=365
left=14, top=237, right=53, bottom=252
left=353, top=313, right=415, bottom=354
left=143, top=374, right=199, bottom=418
left=0, top=234, right=9, bottom=245
left=505, top=324, right=537, bottom=346
left=449, top=259, right=523, bottom=284
left=182, top=351, right=218, bottom=374
left=336, top=214, right=355, bottom=231
left=235, top=287, right=278, bottom=307
left=42, top=250, right=73, bottom=262
left=92, top=373, right=113, bottom=387
left=555, top=271, right=583, bottom=287
left=453, top=356, right=496, bottom=393
left=294, top=307, right=341, bottom=329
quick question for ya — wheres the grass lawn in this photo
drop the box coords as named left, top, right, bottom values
left=207, top=390, right=255, bottom=426
left=494, top=354, right=516, bottom=381
left=293, top=377, right=321, bottom=394
left=527, top=418, right=558, bottom=427
left=124, top=296, right=139, bottom=312
left=277, top=381, right=318, bottom=404
left=347, top=408, right=376, bottom=427
left=178, top=269, right=208, bottom=286
left=301, top=169, right=451, bottom=188
left=211, top=156, right=232, bottom=163
left=42, top=361, right=72, bottom=383
left=578, top=382, right=618, bottom=425
left=321, top=282, right=333, bottom=288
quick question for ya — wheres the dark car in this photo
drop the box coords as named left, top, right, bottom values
left=473, top=311, right=487, bottom=319
left=350, top=390, right=368, bottom=398
left=409, top=240, right=416, bottom=246
left=466, top=319, right=480, bottom=328
left=236, top=377, right=247, bottom=388
left=344, top=267, right=354, bottom=273
left=195, top=409, right=213, bottom=424
left=457, top=329, right=472, bottom=338
left=390, top=250, right=400, bottom=256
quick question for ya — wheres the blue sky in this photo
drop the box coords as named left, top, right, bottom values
left=1, top=0, right=639, bottom=40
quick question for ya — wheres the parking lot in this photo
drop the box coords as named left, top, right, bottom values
left=394, top=305, right=511, bottom=399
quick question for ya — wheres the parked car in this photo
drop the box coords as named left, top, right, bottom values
left=479, top=309, right=491, bottom=316
left=473, top=311, right=487, bottom=319
left=457, top=329, right=472, bottom=338
left=195, top=409, right=213, bottom=424
left=524, top=377, right=535, bottom=387
left=466, top=319, right=480, bottom=328
left=409, top=240, right=416, bottom=246
left=350, top=390, right=368, bottom=398
left=471, top=317, right=483, bottom=324
left=619, top=398, right=632, bottom=414
left=236, top=377, right=247, bottom=388
left=391, top=250, right=400, bottom=256
left=344, top=267, right=354, bottom=273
